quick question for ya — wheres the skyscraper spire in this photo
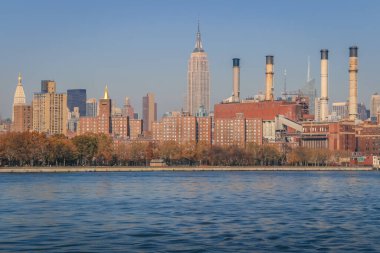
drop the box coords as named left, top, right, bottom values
left=18, top=72, right=22, bottom=85
left=193, top=21, right=204, bottom=52
left=104, top=85, right=110, bottom=99
left=13, top=73, right=26, bottom=105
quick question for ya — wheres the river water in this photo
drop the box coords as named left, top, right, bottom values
left=0, top=171, right=379, bottom=252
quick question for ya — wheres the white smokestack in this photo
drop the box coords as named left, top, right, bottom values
left=265, top=55, right=274, bottom=101
left=349, top=46, right=358, bottom=121
left=320, top=49, right=329, bottom=121
left=232, top=58, right=240, bottom=102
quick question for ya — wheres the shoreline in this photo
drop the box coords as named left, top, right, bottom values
left=0, top=166, right=376, bottom=173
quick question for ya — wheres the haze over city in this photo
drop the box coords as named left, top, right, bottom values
left=1, top=0, right=380, bottom=118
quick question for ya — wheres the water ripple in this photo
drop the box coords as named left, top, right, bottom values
left=0, top=171, right=380, bottom=252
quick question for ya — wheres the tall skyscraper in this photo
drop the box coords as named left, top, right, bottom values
left=67, top=89, right=87, bottom=116
left=86, top=98, right=98, bottom=117
left=187, top=23, right=210, bottom=115
left=301, top=58, right=317, bottom=115
left=142, top=92, right=156, bottom=132
left=370, top=93, right=380, bottom=117
left=13, top=73, right=27, bottom=120
left=32, top=80, right=68, bottom=135
left=122, top=97, right=135, bottom=119
left=98, top=85, right=112, bottom=134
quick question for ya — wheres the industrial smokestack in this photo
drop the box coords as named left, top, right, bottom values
left=320, top=49, right=329, bottom=121
left=349, top=46, right=358, bottom=120
left=265, top=55, right=274, bottom=101
left=232, top=58, right=240, bottom=102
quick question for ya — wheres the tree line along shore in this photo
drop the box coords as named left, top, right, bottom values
left=0, top=132, right=353, bottom=167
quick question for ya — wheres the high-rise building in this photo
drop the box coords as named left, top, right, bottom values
left=187, top=23, right=210, bottom=115
left=68, top=107, right=80, bottom=132
left=122, top=97, right=135, bottom=119
left=86, top=98, right=98, bottom=117
left=67, top=89, right=86, bottom=116
left=142, top=92, right=156, bottom=132
left=370, top=93, right=380, bottom=117
left=98, top=85, right=112, bottom=134
left=12, top=105, right=33, bottom=132
left=12, top=73, right=33, bottom=132
left=32, top=80, right=68, bottom=135
left=301, top=59, right=317, bottom=115
left=357, top=103, right=369, bottom=121
left=12, top=73, right=26, bottom=121
left=41, top=80, right=56, bottom=94
left=331, top=102, right=348, bottom=120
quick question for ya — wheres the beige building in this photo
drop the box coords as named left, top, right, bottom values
left=187, top=24, right=210, bottom=115
left=32, top=80, right=68, bottom=135
left=370, top=93, right=380, bottom=117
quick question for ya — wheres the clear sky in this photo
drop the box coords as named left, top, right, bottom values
left=1, top=0, right=380, bottom=119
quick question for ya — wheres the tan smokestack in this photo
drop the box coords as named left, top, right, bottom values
left=265, top=55, right=274, bottom=101
left=349, top=46, right=358, bottom=120
left=320, top=49, right=329, bottom=121
left=232, top=58, right=240, bottom=102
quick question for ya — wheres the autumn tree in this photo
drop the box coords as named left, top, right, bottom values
left=72, top=133, right=98, bottom=165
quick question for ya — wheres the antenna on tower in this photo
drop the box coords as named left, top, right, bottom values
left=282, top=68, right=287, bottom=100
left=307, top=56, right=311, bottom=82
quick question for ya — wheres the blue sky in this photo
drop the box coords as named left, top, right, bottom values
left=1, top=0, right=380, bottom=118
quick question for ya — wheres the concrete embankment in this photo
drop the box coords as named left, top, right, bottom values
left=0, top=166, right=375, bottom=173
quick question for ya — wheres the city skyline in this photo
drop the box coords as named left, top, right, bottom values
left=1, top=1, right=380, bottom=118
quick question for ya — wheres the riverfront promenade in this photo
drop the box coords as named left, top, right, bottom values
left=0, top=166, right=375, bottom=173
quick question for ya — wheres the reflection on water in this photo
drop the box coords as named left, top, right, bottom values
left=0, top=171, right=380, bottom=252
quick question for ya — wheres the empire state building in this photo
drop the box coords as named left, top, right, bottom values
left=187, top=24, right=210, bottom=115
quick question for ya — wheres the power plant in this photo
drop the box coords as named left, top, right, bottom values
left=214, top=45, right=373, bottom=156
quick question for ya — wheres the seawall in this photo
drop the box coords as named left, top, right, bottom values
left=0, top=166, right=375, bottom=173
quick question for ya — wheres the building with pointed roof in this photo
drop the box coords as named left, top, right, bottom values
left=12, top=73, right=26, bottom=121
left=12, top=73, right=33, bottom=132
left=187, top=22, right=210, bottom=115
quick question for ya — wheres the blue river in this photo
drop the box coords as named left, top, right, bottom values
left=0, top=171, right=380, bottom=252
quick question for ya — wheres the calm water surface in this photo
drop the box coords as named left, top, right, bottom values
left=0, top=171, right=380, bottom=252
